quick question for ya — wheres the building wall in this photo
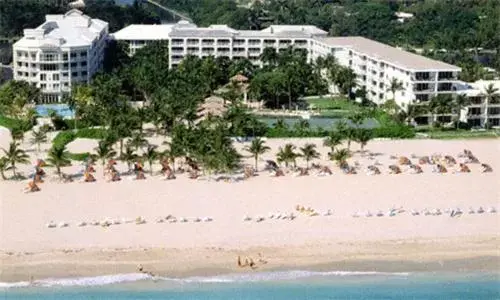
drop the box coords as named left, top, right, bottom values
left=13, top=25, right=108, bottom=103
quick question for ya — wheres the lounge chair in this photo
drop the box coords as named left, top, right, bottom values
left=388, top=165, right=402, bottom=174
left=481, top=164, right=493, bottom=173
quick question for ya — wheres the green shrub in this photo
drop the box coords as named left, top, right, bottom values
left=372, top=125, right=416, bottom=139
left=0, top=115, right=32, bottom=131
left=76, top=128, right=108, bottom=139
left=52, top=131, right=76, bottom=149
left=51, top=128, right=107, bottom=150
left=68, top=152, right=91, bottom=161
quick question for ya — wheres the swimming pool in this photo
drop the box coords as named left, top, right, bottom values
left=35, top=104, right=74, bottom=118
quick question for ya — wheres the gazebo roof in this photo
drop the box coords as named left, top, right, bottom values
left=230, top=74, right=249, bottom=83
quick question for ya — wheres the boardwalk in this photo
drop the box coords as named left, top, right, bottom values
left=144, top=0, right=193, bottom=22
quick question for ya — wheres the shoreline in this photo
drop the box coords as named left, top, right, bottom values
left=2, top=236, right=499, bottom=283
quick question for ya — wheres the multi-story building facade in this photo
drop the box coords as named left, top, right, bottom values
left=113, top=21, right=461, bottom=121
left=458, top=80, right=500, bottom=128
left=12, top=9, right=108, bottom=103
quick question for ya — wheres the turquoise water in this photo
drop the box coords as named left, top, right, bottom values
left=35, top=104, right=74, bottom=118
left=2, top=271, right=499, bottom=299
left=259, top=117, right=379, bottom=129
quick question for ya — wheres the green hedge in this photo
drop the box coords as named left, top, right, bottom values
left=52, top=131, right=76, bottom=149
left=52, top=128, right=108, bottom=149
left=0, top=115, right=32, bottom=131
left=265, top=124, right=415, bottom=139
left=68, top=152, right=92, bottom=161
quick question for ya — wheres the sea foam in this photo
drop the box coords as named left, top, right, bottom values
left=0, top=270, right=410, bottom=289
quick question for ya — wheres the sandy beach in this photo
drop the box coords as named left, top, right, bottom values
left=1, top=129, right=499, bottom=282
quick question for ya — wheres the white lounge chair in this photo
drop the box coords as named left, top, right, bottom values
left=477, top=207, right=485, bottom=214
left=243, top=215, right=252, bottom=221
left=58, top=222, right=68, bottom=228
left=46, top=222, right=57, bottom=228
left=488, top=207, right=497, bottom=213
left=77, top=221, right=87, bottom=227
left=202, top=217, right=213, bottom=222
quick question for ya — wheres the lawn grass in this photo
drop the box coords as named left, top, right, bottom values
left=425, top=130, right=500, bottom=139
left=305, top=96, right=360, bottom=111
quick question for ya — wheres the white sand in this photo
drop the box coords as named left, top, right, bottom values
left=0, top=128, right=499, bottom=279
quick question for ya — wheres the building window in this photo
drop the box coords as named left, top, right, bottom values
left=17, top=62, right=22, bottom=67
left=40, top=74, right=47, bottom=81
left=63, top=63, right=69, bottom=68
left=70, top=53, right=77, bottom=58
left=53, top=84, right=60, bottom=89
left=71, top=62, right=77, bottom=67
left=81, top=71, right=88, bottom=77
left=81, top=61, right=87, bottom=67
left=71, top=72, right=78, bottom=77
left=80, top=51, right=87, bottom=57
left=64, top=83, right=69, bottom=87
left=17, top=71, right=22, bottom=76
left=62, top=72, right=68, bottom=77
left=62, top=54, right=68, bottom=60
left=53, top=74, right=59, bottom=81
left=40, top=84, right=46, bottom=89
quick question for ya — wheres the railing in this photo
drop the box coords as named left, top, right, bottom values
left=411, top=76, right=435, bottom=81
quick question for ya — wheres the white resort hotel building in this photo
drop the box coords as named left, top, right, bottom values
left=113, top=21, right=461, bottom=121
left=15, top=12, right=497, bottom=127
left=12, top=9, right=108, bottom=103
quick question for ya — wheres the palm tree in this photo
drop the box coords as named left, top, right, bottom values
left=260, top=47, right=279, bottom=67
left=334, top=67, right=357, bottom=98
left=329, top=148, right=350, bottom=167
left=127, top=131, right=148, bottom=152
left=300, top=143, right=320, bottom=169
left=143, top=145, right=158, bottom=175
left=323, top=130, right=343, bottom=154
left=429, top=94, right=453, bottom=124
left=348, top=112, right=365, bottom=129
left=10, top=126, right=24, bottom=142
left=244, top=137, right=270, bottom=171
left=0, top=156, right=8, bottom=180
left=30, top=129, right=48, bottom=153
left=276, top=143, right=299, bottom=168
left=121, top=145, right=137, bottom=172
left=162, top=141, right=185, bottom=172
left=453, top=94, right=470, bottom=129
left=94, top=140, right=117, bottom=176
left=2, top=142, right=29, bottom=178
left=354, top=129, right=373, bottom=152
left=46, top=145, right=71, bottom=179
left=483, top=83, right=499, bottom=127
left=387, top=77, right=404, bottom=99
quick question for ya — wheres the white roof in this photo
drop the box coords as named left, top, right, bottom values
left=460, top=80, right=500, bottom=97
left=112, top=22, right=326, bottom=40
left=318, top=36, right=461, bottom=71
left=14, top=9, right=107, bottom=49
left=261, top=25, right=327, bottom=36
left=112, top=24, right=176, bottom=40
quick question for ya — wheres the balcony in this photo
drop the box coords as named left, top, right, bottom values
left=234, top=39, right=245, bottom=46
left=487, top=108, right=500, bottom=116
left=468, top=96, right=484, bottom=105
left=413, top=85, right=434, bottom=93
left=437, top=82, right=453, bottom=92
left=438, top=72, right=457, bottom=81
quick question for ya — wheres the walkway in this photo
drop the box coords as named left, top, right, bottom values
left=144, top=0, right=193, bottom=22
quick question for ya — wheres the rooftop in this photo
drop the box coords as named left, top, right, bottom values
left=112, top=24, right=176, bottom=40
left=14, top=9, right=107, bottom=49
left=318, top=37, right=461, bottom=71
left=113, top=22, right=327, bottom=40
left=459, top=80, right=500, bottom=97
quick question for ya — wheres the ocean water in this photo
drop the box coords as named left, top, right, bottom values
left=2, top=271, right=499, bottom=299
